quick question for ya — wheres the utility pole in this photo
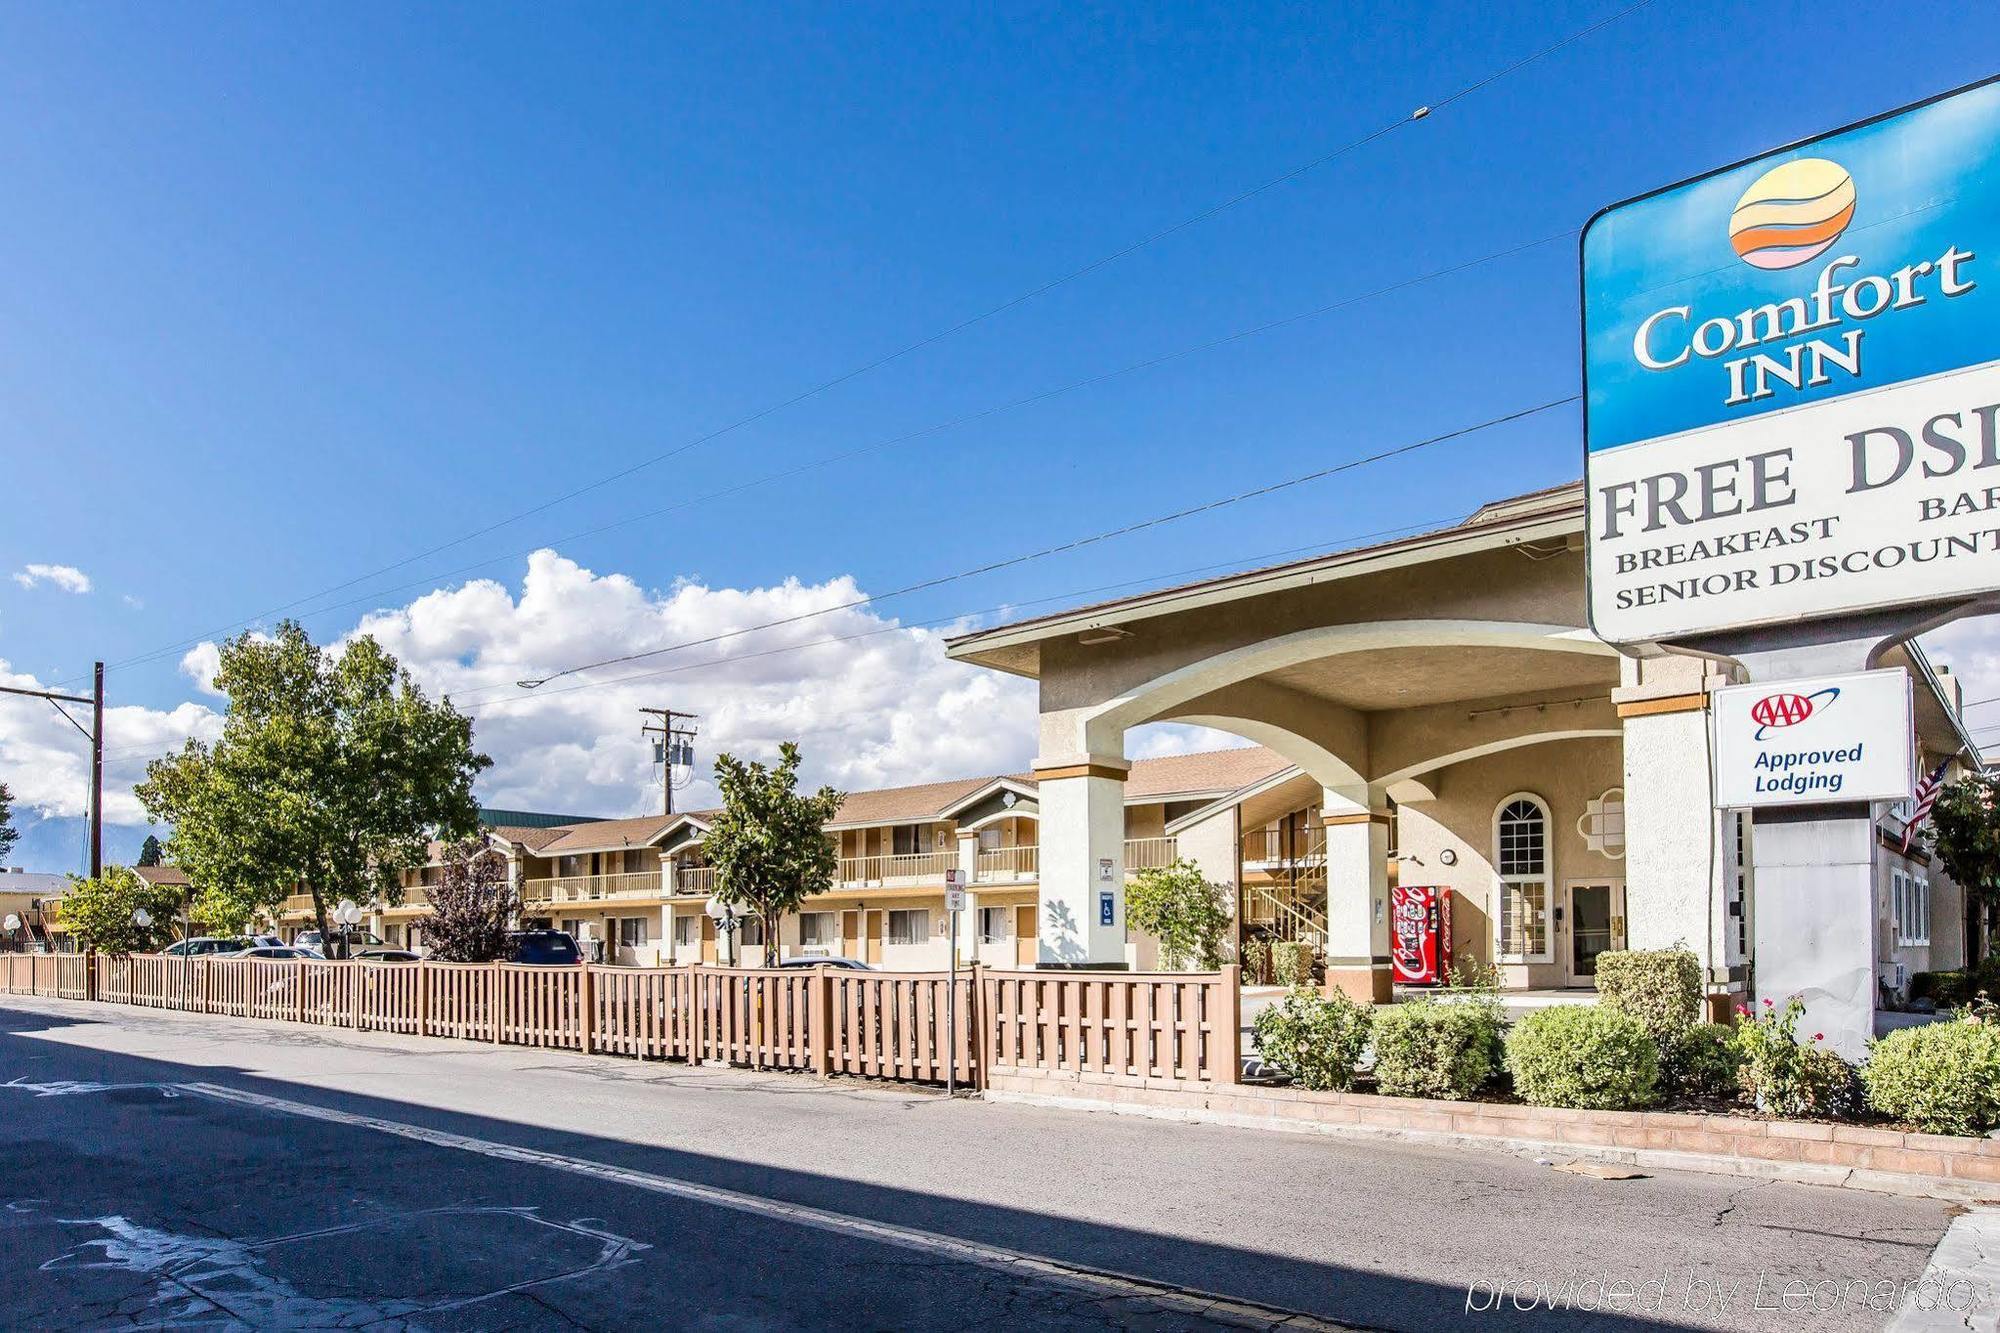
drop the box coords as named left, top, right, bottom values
left=639, top=707, right=699, bottom=815
left=0, top=662, right=104, bottom=878
left=91, top=662, right=104, bottom=880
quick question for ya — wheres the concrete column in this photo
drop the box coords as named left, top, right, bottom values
left=1751, top=807, right=1878, bottom=1061
left=1616, top=656, right=1734, bottom=987
left=1322, top=785, right=1392, bottom=1003
left=1033, top=758, right=1130, bottom=967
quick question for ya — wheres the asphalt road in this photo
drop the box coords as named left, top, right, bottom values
left=0, top=995, right=1981, bottom=1331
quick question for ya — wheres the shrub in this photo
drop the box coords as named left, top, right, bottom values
left=1910, top=969, right=1973, bottom=1007
left=1241, top=938, right=1271, bottom=986
left=1506, top=1005, right=1660, bottom=1110
left=1126, top=859, right=1231, bottom=970
left=1271, top=941, right=1315, bottom=989
left=1665, top=1023, right=1743, bottom=1100
left=1252, top=989, right=1372, bottom=1091
left=1594, top=948, right=1702, bottom=1048
left=1862, top=1018, right=2000, bottom=1136
left=1732, top=997, right=1852, bottom=1117
left=1371, top=996, right=1505, bottom=1100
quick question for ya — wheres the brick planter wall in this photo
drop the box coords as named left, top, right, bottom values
left=985, top=1066, right=2000, bottom=1201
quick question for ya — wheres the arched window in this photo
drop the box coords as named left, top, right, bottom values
left=1494, top=794, right=1552, bottom=963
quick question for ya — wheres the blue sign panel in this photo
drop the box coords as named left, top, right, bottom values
left=1585, top=80, right=2000, bottom=453
left=1098, top=890, right=1115, bottom=928
left=1582, top=78, right=2000, bottom=643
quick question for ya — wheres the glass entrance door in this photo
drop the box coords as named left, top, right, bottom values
left=1566, top=882, right=1624, bottom=983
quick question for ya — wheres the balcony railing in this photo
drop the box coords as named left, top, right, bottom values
left=1123, top=836, right=1179, bottom=872
left=836, top=850, right=956, bottom=886
left=975, top=845, right=1038, bottom=882
left=674, top=865, right=715, bottom=896
left=521, top=871, right=664, bottom=905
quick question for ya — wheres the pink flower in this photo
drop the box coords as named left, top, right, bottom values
left=1813, top=1033, right=1824, bottom=1042
left=1763, top=998, right=1774, bottom=1007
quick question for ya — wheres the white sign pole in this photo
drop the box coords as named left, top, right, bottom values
left=944, top=869, right=962, bottom=1097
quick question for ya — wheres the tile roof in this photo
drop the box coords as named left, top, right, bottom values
left=1124, top=746, right=1294, bottom=799
left=133, top=864, right=191, bottom=887
left=483, top=745, right=1293, bottom=845
left=829, top=775, right=1024, bottom=827
left=533, top=814, right=684, bottom=856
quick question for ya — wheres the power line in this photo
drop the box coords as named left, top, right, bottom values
left=455, top=513, right=1474, bottom=717
left=95, top=226, right=1577, bottom=682
left=511, top=396, right=1577, bottom=690
left=64, top=0, right=1656, bottom=688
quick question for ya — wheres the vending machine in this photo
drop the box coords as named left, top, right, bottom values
left=1390, top=885, right=1452, bottom=986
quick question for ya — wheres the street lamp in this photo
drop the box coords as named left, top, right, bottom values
left=332, top=899, right=363, bottom=959
left=704, top=894, right=738, bottom=968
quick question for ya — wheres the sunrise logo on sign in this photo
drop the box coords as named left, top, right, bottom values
left=1750, top=686, right=1840, bottom=740
left=1726, top=158, right=1856, bottom=270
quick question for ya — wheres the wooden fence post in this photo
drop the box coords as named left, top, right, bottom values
left=415, top=960, right=429, bottom=1038
left=966, top=962, right=983, bottom=1090
left=810, top=966, right=831, bottom=1078
left=1218, top=964, right=1242, bottom=1085
left=350, top=962, right=363, bottom=1030
left=579, top=966, right=595, bottom=1055
left=688, top=966, right=704, bottom=1065
left=491, top=963, right=504, bottom=1045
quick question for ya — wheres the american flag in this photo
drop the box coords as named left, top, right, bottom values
left=1901, top=759, right=1950, bottom=855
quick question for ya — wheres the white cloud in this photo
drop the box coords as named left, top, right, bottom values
left=0, top=661, right=222, bottom=824
left=11, top=564, right=92, bottom=594
left=121, top=594, right=144, bottom=611
left=339, top=550, right=1040, bottom=815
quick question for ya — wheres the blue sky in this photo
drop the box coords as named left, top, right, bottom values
left=3, top=0, right=1998, bottom=868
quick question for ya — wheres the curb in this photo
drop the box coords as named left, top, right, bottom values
left=984, top=1088, right=2000, bottom=1204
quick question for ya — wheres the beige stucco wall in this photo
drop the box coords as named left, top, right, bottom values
left=1396, top=736, right=1626, bottom=989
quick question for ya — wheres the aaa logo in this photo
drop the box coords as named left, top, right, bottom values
left=1750, top=687, right=1841, bottom=740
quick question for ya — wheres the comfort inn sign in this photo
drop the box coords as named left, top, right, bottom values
left=1583, top=78, right=2000, bottom=644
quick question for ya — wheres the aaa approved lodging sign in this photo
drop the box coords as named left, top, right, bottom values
left=1583, top=77, right=2000, bottom=644
left=1711, top=669, right=1913, bottom=809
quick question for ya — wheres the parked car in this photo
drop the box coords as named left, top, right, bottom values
left=162, top=936, right=258, bottom=957
left=217, top=945, right=314, bottom=960
left=775, top=955, right=874, bottom=971
left=506, top=930, right=582, bottom=965
left=293, top=929, right=386, bottom=957
left=351, top=948, right=422, bottom=963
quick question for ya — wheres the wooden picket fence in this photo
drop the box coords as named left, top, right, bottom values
left=4, top=954, right=1242, bottom=1089
left=983, top=968, right=1242, bottom=1084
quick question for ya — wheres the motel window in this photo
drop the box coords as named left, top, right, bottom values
left=739, top=916, right=765, bottom=946
left=618, top=917, right=647, bottom=947
left=978, top=827, right=1002, bottom=852
left=673, top=915, right=698, bottom=947
left=888, top=909, right=930, bottom=947
left=798, top=912, right=836, bottom=947
left=1494, top=795, right=1552, bottom=963
left=1893, top=872, right=1930, bottom=947
left=978, top=906, right=1009, bottom=945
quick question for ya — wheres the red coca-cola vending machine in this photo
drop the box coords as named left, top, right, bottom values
left=1390, top=885, right=1452, bottom=986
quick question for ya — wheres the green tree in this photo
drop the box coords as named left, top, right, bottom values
left=1924, top=772, right=2000, bottom=963
left=136, top=834, right=164, bottom=867
left=423, top=837, right=517, bottom=962
left=705, top=742, right=843, bottom=967
left=55, top=867, right=184, bottom=954
left=136, top=621, right=490, bottom=958
left=1126, top=858, right=1231, bottom=970
left=0, top=779, right=17, bottom=866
